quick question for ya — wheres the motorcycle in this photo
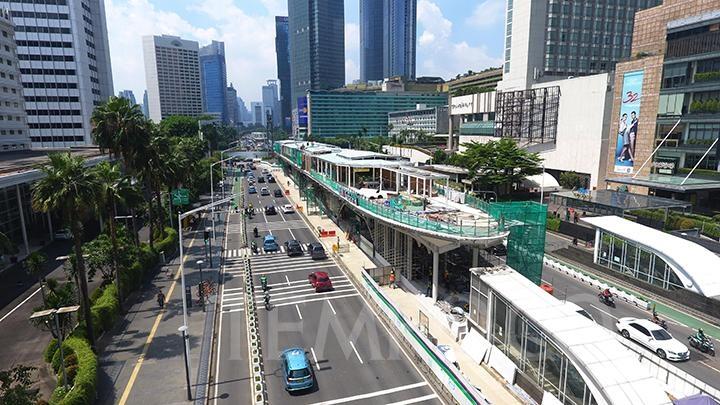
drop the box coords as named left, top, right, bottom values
left=650, top=316, right=668, bottom=330
left=597, top=293, right=616, bottom=308
left=260, top=275, right=268, bottom=292
left=264, top=292, right=271, bottom=310
left=688, top=335, right=715, bottom=356
left=251, top=241, right=258, bottom=254
left=253, top=227, right=259, bottom=238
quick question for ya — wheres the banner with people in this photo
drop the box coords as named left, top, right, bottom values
left=614, top=70, right=644, bottom=174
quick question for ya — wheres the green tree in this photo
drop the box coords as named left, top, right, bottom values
left=159, top=115, right=199, bottom=138
left=432, top=149, right=448, bottom=164
left=24, top=252, right=47, bottom=305
left=0, top=365, right=39, bottom=405
left=559, top=171, right=586, bottom=189
left=32, top=153, right=99, bottom=348
left=91, top=96, right=149, bottom=173
left=0, top=231, right=18, bottom=255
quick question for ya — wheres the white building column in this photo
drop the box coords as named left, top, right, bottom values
left=16, top=185, right=30, bottom=255
left=379, top=168, right=383, bottom=191
left=472, top=247, right=479, bottom=268
left=593, top=229, right=601, bottom=263
left=396, top=171, right=400, bottom=193
left=432, top=249, right=440, bottom=301
left=406, top=237, right=413, bottom=281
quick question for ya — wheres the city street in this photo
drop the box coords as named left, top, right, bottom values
left=211, top=165, right=442, bottom=404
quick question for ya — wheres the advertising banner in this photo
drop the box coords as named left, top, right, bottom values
left=614, top=70, right=644, bottom=174
left=297, top=96, right=308, bottom=128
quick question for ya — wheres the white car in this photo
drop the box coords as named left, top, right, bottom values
left=54, top=229, right=73, bottom=240
left=615, top=317, right=689, bottom=361
left=282, top=204, right=294, bottom=214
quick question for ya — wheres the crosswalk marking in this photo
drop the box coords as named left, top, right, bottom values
left=253, top=264, right=337, bottom=276
left=254, top=274, right=348, bottom=290
left=253, top=282, right=353, bottom=298
left=262, top=293, right=360, bottom=309
left=230, top=219, right=305, bottom=233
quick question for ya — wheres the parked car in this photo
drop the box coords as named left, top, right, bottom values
left=265, top=205, right=277, bottom=215
left=285, top=239, right=303, bottom=256
left=308, top=271, right=333, bottom=292
left=54, top=229, right=73, bottom=240
left=282, top=204, right=294, bottom=214
left=248, top=185, right=257, bottom=194
left=616, top=317, right=690, bottom=361
left=274, top=189, right=283, bottom=198
left=307, top=242, right=326, bottom=259
left=263, top=235, right=279, bottom=252
left=260, top=187, right=270, bottom=196
left=281, top=348, right=314, bottom=392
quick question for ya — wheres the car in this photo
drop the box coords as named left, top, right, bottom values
left=285, top=239, right=303, bottom=256
left=265, top=205, right=277, bottom=215
left=263, top=235, right=279, bottom=252
left=488, top=244, right=507, bottom=256
left=248, top=178, right=255, bottom=185
left=257, top=176, right=265, bottom=183
left=262, top=168, right=269, bottom=175
left=248, top=185, right=257, bottom=194
left=307, top=242, right=326, bottom=259
left=615, top=317, right=690, bottom=361
left=54, top=229, right=73, bottom=240
left=308, top=271, right=333, bottom=292
left=260, top=187, right=270, bottom=196
left=268, top=176, right=276, bottom=183
left=282, top=204, right=294, bottom=214
left=274, top=189, right=283, bottom=198
left=281, top=347, right=314, bottom=392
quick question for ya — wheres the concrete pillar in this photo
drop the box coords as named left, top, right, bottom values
left=379, top=168, right=383, bottom=191
left=396, top=171, right=400, bottom=193
left=406, top=236, right=413, bottom=281
left=432, top=249, right=439, bottom=301
left=472, top=247, right=479, bottom=268
left=16, top=185, right=30, bottom=255
left=593, top=229, right=600, bottom=263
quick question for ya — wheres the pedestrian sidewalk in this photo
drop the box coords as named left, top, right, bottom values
left=270, top=165, right=523, bottom=405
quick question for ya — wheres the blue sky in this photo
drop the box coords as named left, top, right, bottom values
left=107, top=0, right=505, bottom=107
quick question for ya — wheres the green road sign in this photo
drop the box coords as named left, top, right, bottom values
left=172, top=188, right=189, bottom=205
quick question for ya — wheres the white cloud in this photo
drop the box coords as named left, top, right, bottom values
left=260, top=0, right=287, bottom=16
left=466, top=0, right=506, bottom=29
left=345, top=23, right=359, bottom=83
left=416, top=0, right=502, bottom=78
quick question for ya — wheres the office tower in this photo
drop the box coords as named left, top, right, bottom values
left=0, top=10, right=28, bottom=151
left=275, top=16, right=291, bottom=129
left=501, top=0, right=662, bottom=90
left=360, top=0, right=416, bottom=82
left=288, top=0, right=345, bottom=104
left=2, top=0, right=113, bottom=148
left=141, top=90, right=149, bottom=118
left=262, top=80, right=279, bottom=127
left=237, top=97, right=251, bottom=124
left=143, top=35, right=202, bottom=122
left=199, top=40, right=228, bottom=122
left=117, top=90, right=137, bottom=105
left=225, top=84, right=238, bottom=125
left=251, top=102, right=263, bottom=125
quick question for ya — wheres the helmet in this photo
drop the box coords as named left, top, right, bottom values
left=699, top=329, right=704, bottom=334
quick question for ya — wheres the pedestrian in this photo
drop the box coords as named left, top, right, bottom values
left=389, top=269, right=396, bottom=289
left=572, top=237, right=578, bottom=246
left=156, top=290, right=165, bottom=309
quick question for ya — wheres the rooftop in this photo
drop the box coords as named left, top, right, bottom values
left=605, top=175, right=720, bottom=192
left=582, top=215, right=720, bottom=298
left=0, top=148, right=105, bottom=177
left=553, top=189, right=692, bottom=212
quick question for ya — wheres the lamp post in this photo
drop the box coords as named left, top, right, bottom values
left=210, top=156, right=235, bottom=241
left=30, top=306, right=79, bottom=391
left=178, top=325, right=192, bottom=400
left=196, top=259, right=205, bottom=312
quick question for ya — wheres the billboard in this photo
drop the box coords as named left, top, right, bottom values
left=297, top=96, right=308, bottom=128
left=614, top=71, right=644, bottom=174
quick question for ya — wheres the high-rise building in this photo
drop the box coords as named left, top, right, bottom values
left=262, top=80, right=279, bottom=127
left=501, top=0, right=662, bottom=90
left=2, top=0, right=114, bottom=148
left=141, top=90, right=149, bottom=118
left=0, top=10, right=28, bottom=151
left=199, top=40, right=228, bottom=122
left=251, top=102, right=263, bottom=125
left=275, top=16, right=291, bottom=129
left=225, top=84, right=238, bottom=125
left=237, top=97, right=250, bottom=124
left=143, top=35, right=202, bottom=122
left=117, top=90, right=137, bottom=105
left=288, top=0, right=345, bottom=105
left=360, top=0, right=416, bottom=82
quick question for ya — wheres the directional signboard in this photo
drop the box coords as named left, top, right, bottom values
left=172, top=188, right=189, bottom=205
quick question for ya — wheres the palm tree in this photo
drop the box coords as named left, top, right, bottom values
left=93, top=161, right=141, bottom=309
left=32, top=153, right=99, bottom=348
left=24, top=252, right=47, bottom=304
left=91, top=96, right=148, bottom=172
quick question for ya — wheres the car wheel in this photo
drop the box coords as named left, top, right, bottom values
left=656, top=349, right=666, bottom=359
left=621, top=330, right=630, bottom=339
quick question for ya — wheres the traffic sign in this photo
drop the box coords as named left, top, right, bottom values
left=172, top=188, right=189, bottom=205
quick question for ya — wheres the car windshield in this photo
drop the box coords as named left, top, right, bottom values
left=651, top=329, right=672, bottom=340
left=288, top=368, right=310, bottom=379
left=317, top=277, right=329, bottom=282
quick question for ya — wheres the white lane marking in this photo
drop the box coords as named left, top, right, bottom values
left=0, top=287, right=41, bottom=324
left=222, top=291, right=244, bottom=297
left=254, top=281, right=352, bottom=295
left=260, top=293, right=360, bottom=309
left=285, top=275, right=291, bottom=286
left=590, top=304, right=619, bottom=320
left=349, top=341, right=363, bottom=364
left=222, top=302, right=245, bottom=308
left=295, top=304, right=303, bottom=320
left=253, top=264, right=336, bottom=276
left=255, top=287, right=356, bottom=303
left=327, top=301, right=337, bottom=315
left=213, top=195, right=232, bottom=405
left=307, top=382, right=429, bottom=405
left=386, top=394, right=439, bottom=405
left=221, top=308, right=244, bottom=314
left=223, top=287, right=244, bottom=292
left=700, top=361, right=720, bottom=374
left=310, top=347, right=320, bottom=370
left=222, top=296, right=244, bottom=302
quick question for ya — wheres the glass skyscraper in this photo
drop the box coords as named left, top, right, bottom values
left=288, top=0, right=345, bottom=106
left=275, top=16, right=291, bottom=129
left=199, top=41, right=228, bottom=122
left=360, top=0, right=416, bottom=82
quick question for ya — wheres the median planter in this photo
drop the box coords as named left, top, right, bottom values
left=48, top=337, right=97, bottom=405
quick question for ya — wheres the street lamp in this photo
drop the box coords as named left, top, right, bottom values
left=178, top=325, right=192, bottom=400
left=30, top=306, right=79, bottom=391
left=210, top=156, right=235, bottom=241
left=196, top=259, right=205, bottom=312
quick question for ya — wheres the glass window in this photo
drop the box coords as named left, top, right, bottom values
left=493, top=296, right=508, bottom=349
left=638, top=249, right=652, bottom=283
left=667, top=269, right=682, bottom=290
left=543, top=341, right=564, bottom=396
left=565, top=362, right=586, bottom=405
left=524, top=323, right=543, bottom=384
left=624, top=243, right=638, bottom=276
left=507, top=308, right=524, bottom=364
left=652, top=257, right=667, bottom=287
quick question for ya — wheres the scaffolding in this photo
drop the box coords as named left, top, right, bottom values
left=495, top=86, right=560, bottom=145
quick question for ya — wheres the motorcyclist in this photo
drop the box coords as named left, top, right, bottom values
left=260, top=275, right=268, bottom=291
left=253, top=226, right=259, bottom=237
left=263, top=291, right=270, bottom=309
left=251, top=240, right=258, bottom=253
left=696, top=328, right=708, bottom=343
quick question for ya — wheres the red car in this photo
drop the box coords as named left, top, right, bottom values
left=308, top=271, right=333, bottom=292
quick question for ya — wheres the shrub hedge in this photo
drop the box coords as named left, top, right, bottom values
left=49, top=337, right=97, bottom=405
left=90, top=283, right=119, bottom=336
left=44, top=338, right=59, bottom=363
left=546, top=217, right=561, bottom=232
left=629, top=209, right=720, bottom=240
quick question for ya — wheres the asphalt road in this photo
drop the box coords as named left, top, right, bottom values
left=542, top=264, right=720, bottom=385
left=213, top=166, right=443, bottom=405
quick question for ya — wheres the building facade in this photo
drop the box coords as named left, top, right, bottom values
left=237, top=96, right=250, bottom=124
left=388, top=105, right=448, bottom=137
left=251, top=101, right=262, bottom=125
left=275, top=16, right=291, bottom=129
left=604, top=1, right=720, bottom=211
left=360, top=0, right=416, bottom=82
left=0, top=10, right=28, bottom=151
left=225, top=84, right=238, bottom=125
left=501, top=0, right=661, bottom=90
left=143, top=35, right=202, bottom=122
left=262, top=79, right=279, bottom=127
left=308, top=90, right=447, bottom=137
left=2, top=0, right=114, bottom=148
left=288, top=0, right=345, bottom=105
left=117, top=90, right=136, bottom=105
left=360, top=0, right=383, bottom=82
left=141, top=90, right=149, bottom=118
left=199, top=40, right=228, bottom=122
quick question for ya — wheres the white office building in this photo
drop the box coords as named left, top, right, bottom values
left=0, top=9, right=28, bottom=151
left=261, top=79, right=279, bottom=127
left=143, top=35, right=202, bottom=122
left=2, top=0, right=113, bottom=148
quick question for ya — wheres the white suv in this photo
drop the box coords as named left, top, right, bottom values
left=615, top=317, right=689, bottom=361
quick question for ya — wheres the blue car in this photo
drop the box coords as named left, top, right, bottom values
left=280, top=348, right=314, bottom=392
left=248, top=185, right=257, bottom=194
left=263, top=235, right=279, bottom=252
